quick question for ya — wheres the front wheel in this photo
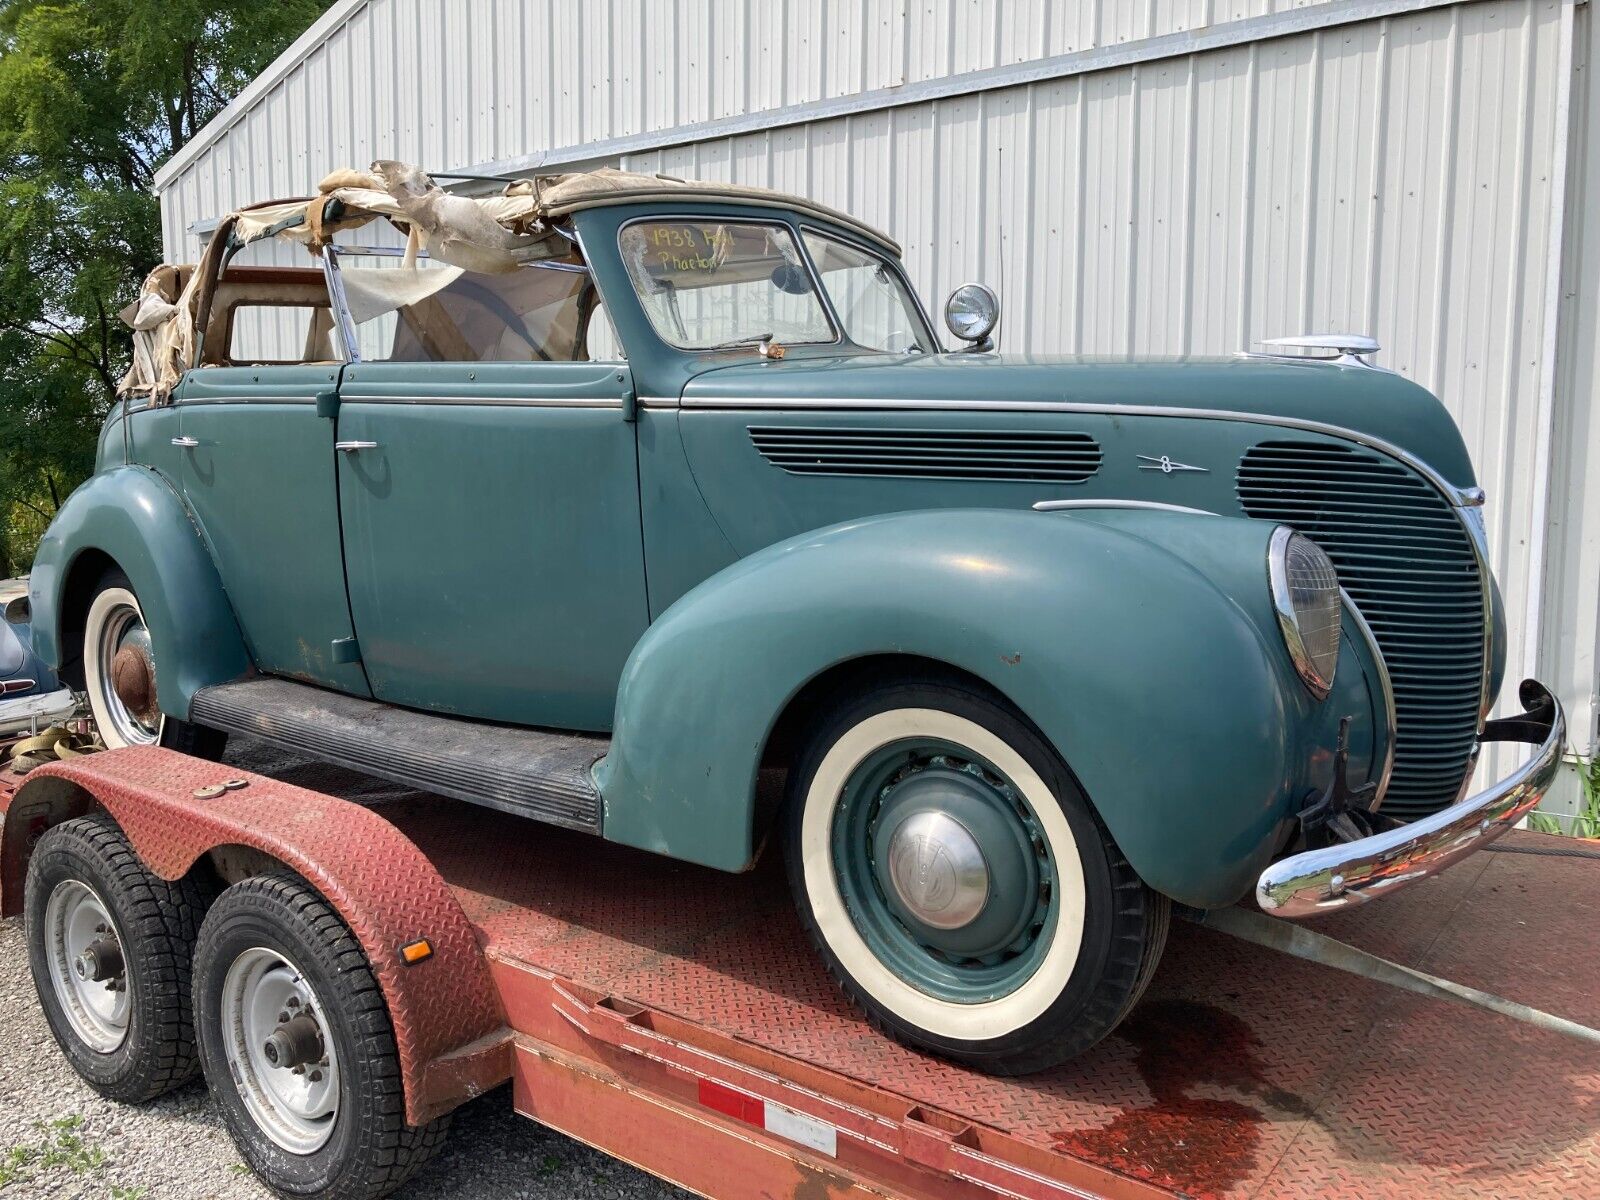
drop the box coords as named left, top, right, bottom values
left=193, top=873, right=448, bottom=1200
left=784, top=680, right=1168, bottom=1075
left=82, top=569, right=226, bottom=757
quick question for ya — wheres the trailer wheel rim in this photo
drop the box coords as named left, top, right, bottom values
left=828, top=723, right=1061, bottom=1005
left=221, top=948, right=340, bottom=1155
left=44, top=880, right=130, bottom=1053
left=85, top=589, right=164, bottom=748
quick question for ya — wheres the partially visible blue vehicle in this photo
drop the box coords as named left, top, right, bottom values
left=0, top=579, right=77, bottom=737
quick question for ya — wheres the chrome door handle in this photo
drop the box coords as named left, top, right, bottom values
left=171, top=436, right=199, bottom=448
left=334, top=441, right=379, bottom=452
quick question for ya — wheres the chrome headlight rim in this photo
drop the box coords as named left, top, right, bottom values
left=1268, top=526, right=1341, bottom=701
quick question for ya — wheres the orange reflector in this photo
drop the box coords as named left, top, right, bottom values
left=400, top=939, right=433, bottom=965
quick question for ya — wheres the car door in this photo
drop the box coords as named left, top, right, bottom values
left=176, top=360, right=371, bottom=696
left=334, top=358, right=645, bottom=731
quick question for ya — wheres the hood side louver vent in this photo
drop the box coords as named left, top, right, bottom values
left=1236, top=440, right=1485, bottom=820
left=748, top=426, right=1103, bottom=483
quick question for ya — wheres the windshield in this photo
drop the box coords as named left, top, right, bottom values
left=801, top=230, right=932, bottom=353
left=619, top=220, right=835, bottom=350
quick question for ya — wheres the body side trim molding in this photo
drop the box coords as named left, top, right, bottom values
left=1033, top=499, right=1216, bottom=517
left=331, top=396, right=625, bottom=409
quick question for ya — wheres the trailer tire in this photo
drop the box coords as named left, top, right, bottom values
left=193, top=872, right=448, bottom=1200
left=25, top=813, right=212, bottom=1102
left=784, top=678, right=1169, bottom=1075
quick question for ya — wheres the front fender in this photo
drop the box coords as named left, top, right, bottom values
left=598, top=508, right=1343, bottom=909
left=29, top=466, right=249, bottom=719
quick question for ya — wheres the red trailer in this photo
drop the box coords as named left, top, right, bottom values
left=2, top=745, right=1597, bottom=1200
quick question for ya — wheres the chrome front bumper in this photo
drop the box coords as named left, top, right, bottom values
left=1257, top=679, right=1565, bottom=919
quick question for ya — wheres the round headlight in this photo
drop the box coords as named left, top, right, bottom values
left=944, top=283, right=1000, bottom=345
left=1268, top=528, right=1342, bottom=699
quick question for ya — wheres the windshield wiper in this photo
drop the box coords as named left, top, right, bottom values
left=699, top=332, right=774, bottom=352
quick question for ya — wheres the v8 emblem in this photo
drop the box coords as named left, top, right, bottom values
left=1137, top=455, right=1209, bottom=475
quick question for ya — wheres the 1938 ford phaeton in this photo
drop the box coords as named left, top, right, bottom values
left=27, top=163, right=1564, bottom=1085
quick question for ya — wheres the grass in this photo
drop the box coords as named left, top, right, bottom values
left=1528, top=752, right=1600, bottom=838
left=0, top=1115, right=135, bottom=1195
left=0, top=1145, right=37, bottom=1188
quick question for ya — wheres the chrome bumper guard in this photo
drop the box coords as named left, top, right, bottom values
left=1257, top=679, right=1565, bottom=919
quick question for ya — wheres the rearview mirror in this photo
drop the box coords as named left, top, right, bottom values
left=944, top=283, right=999, bottom=352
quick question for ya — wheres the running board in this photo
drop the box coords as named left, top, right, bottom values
left=190, top=678, right=606, bottom=832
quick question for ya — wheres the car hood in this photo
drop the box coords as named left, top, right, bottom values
left=680, top=351, right=1478, bottom=490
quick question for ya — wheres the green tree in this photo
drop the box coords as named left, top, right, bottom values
left=0, top=0, right=331, bottom=576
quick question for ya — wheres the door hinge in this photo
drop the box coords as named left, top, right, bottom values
left=616, top=370, right=636, bottom=422
left=315, top=389, right=340, bottom=419
left=330, top=636, right=361, bottom=664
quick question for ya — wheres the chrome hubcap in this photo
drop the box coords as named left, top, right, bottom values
left=221, top=948, right=339, bottom=1154
left=885, top=810, right=990, bottom=930
left=44, top=881, right=130, bottom=1053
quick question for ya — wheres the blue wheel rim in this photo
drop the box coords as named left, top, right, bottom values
left=829, top=737, right=1058, bottom=1004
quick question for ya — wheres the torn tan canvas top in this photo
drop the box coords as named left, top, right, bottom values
left=532, top=168, right=900, bottom=254
left=118, top=161, right=899, bottom=402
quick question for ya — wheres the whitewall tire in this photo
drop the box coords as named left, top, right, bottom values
left=84, top=585, right=164, bottom=749
left=783, top=677, right=1168, bottom=1075
left=80, top=570, right=226, bottom=759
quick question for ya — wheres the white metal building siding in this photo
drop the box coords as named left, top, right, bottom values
left=155, top=0, right=1597, bottom=786
left=1546, top=1, right=1599, bottom=786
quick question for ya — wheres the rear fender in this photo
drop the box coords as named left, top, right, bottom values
left=28, top=466, right=249, bottom=719
left=0, top=748, right=507, bottom=1125
left=599, top=507, right=1345, bottom=909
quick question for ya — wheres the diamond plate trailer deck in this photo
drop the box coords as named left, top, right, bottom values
left=2, top=746, right=1597, bottom=1200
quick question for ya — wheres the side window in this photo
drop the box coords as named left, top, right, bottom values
left=227, top=304, right=335, bottom=365
left=338, top=260, right=599, bottom=363
left=800, top=230, right=928, bottom=353
left=200, top=241, right=341, bottom=367
left=584, top=302, right=625, bottom=361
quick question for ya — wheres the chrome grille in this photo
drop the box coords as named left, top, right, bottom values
left=1237, top=441, right=1485, bottom=819
left=749, top=426, right=1102, bottom=483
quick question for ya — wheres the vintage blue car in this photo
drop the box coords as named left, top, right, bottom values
left=28, top=164, right=1562, bottom=1094
left=0, top=579, right=76, bottom=737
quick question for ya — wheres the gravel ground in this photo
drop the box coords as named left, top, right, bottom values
left=0, top=738, right=689, bottom=1200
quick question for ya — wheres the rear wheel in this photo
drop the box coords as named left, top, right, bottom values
left=25, top=814, right=211, bottom=1102
left=784, top=679, right=1168, bottom=1075
left=193, top=873, right=448, bottom=1200
left=82, top=569, right=226, bottom=757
